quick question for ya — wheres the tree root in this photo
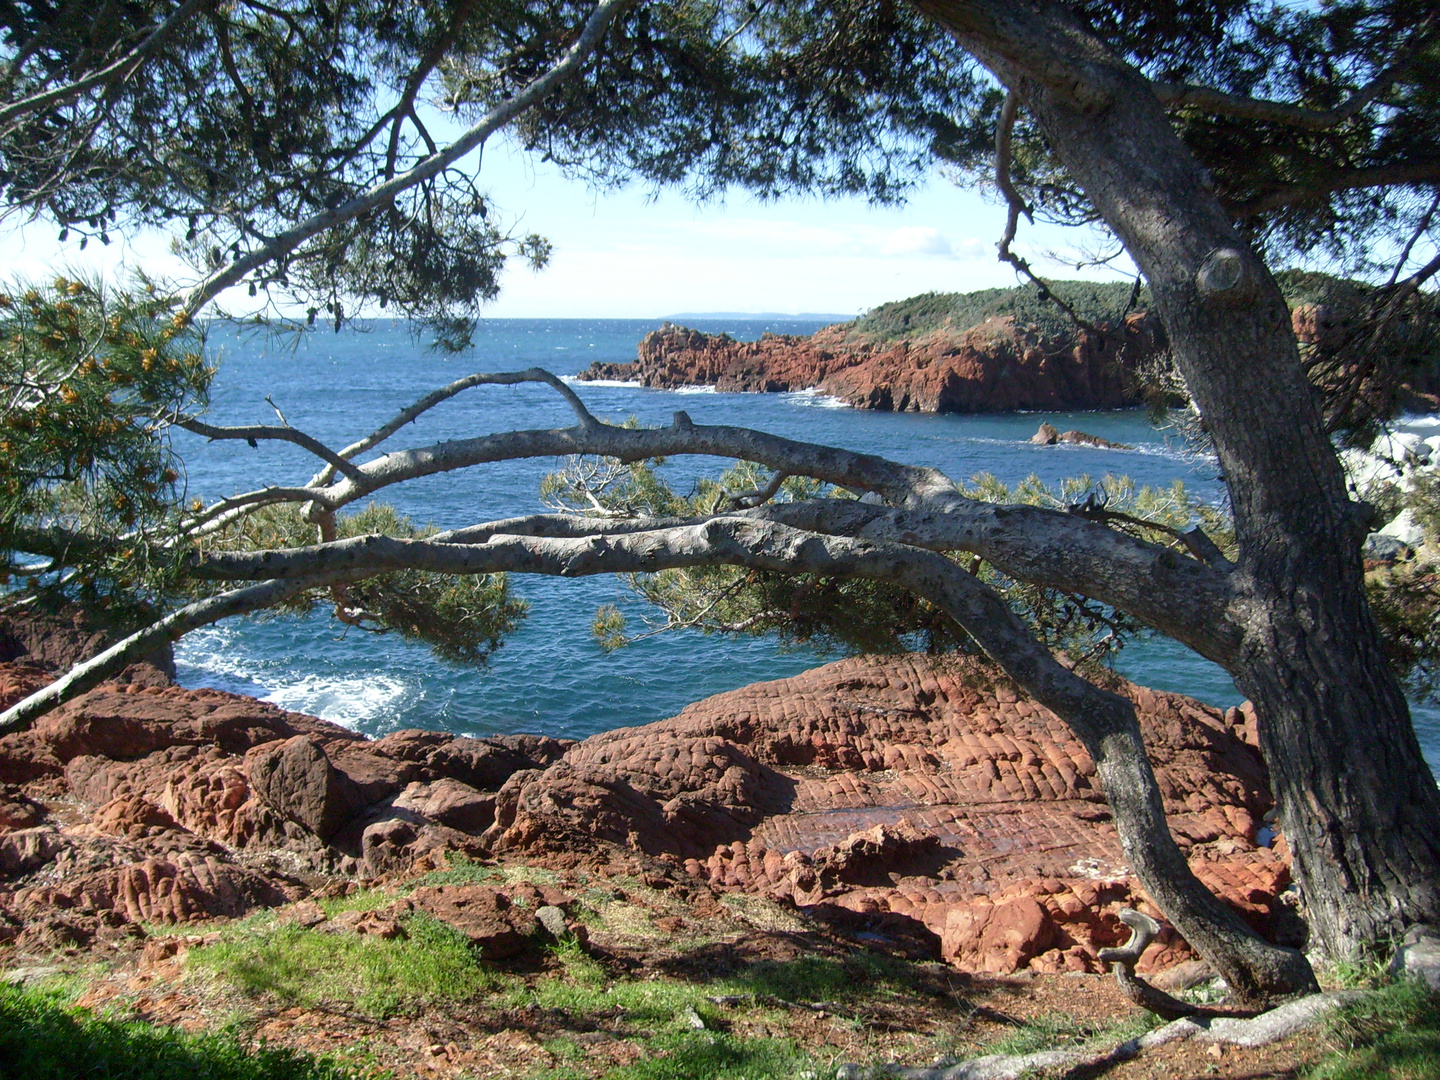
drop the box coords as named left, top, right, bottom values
left=834, top=987, right=1364, bottom=1080
left=1099, top=907, right=1258, bottom=1021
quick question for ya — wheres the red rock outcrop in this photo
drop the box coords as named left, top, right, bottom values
left=0, top=615, right=1290, bottom=978
left=483, top=653, right=1292, bottom=975
left=580, top=314, right=1167, bottom=413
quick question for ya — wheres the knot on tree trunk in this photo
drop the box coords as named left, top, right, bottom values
left=1196, top=247, right=1259, bottom=305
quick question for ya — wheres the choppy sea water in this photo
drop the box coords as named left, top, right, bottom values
left=170, top=319, right=1440, bottom=771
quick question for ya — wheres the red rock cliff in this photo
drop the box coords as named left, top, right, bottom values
left=580, top=314, right=1168, bottom=413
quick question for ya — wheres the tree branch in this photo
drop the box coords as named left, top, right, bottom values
left=181, top=0, right=635, bottom=314
left=1230, top=159, right=1440, bottom=219
left=0, top=571, right=359, bottom=732
left=1151, top=14, right=1439, bottom=132
left=993, top=88, right=1100, bottom=335
left=177, top=417, right=369, bottom=485
left=0, top=0, right=216, bottom=134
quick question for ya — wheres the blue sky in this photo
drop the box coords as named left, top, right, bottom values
left=0, top=134, right=1131, bottom=320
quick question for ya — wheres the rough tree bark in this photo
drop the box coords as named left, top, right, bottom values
left=910, top=0, right=1440, bottom=958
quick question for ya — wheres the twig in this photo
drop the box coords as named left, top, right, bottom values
left=993, top=89, right=1101, bottom=336
left=309, top=368, right=600, bottom=486
left=725, top=470, right=791, bottom=510
left=1067, top=493, right=1231, bottom=568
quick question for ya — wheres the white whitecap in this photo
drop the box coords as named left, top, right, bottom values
left=780, top=388, right=850, bottom=409
left=173, top=625, right=411, bottom=729
left=560, top=375, right=642, bottom=388
left=260, top=673, right=410, bottom=730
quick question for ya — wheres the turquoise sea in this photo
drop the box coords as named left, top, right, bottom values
left=169, top=318, right=1440, bottom=771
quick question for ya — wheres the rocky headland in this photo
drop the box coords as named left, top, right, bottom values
left=0, top=610, right=1293, bottom=980
left=579, top=314, right=1165, bottom=414
left=580, top=275, right=1440, bottom=416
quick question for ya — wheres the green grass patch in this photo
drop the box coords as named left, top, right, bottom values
left=406, top=853, right=505, bottom=889
left=710, top=953, right=921, bottom=1005
left=0, top=982, right=361, bottom=1080
left=407, top=854, right=565, bottom=891
left=1306, top=979, right=1440, bottom=1080
left=844, top=281, right=1146, bottom=344
left=188, top=911, right=499, bottom=1020
left=980, top=1008, right=1158, bottom=1058
left=533, top=1032, right=815, bottom=1080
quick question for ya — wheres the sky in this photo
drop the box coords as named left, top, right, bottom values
left=0, top=134, right=1133, bottom=320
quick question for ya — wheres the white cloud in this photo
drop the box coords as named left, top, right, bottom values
left=880, top=226, right=955, bottom=257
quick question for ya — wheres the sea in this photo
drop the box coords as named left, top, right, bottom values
left=169, top=318, right=1440, bottom=772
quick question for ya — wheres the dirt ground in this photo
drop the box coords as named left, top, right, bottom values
left=8, top=856, right=1336, bottom=1080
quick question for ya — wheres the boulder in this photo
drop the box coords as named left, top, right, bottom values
left=406, top=884, right=536, bottom=958
left=391, top=778, right=497, bottom=834
left=1029, top=421, right=1130, bottom=449
left=1390, top=925, right=1440, bottom=990
left=247, top=736, right=356, bottom=840
left=1379, top=508, right=1426, bottom=548
left=941, top=896, right=1056, bottom=974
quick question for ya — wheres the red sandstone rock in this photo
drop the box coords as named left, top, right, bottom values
left=406, top=884, right=536, bottom=958
left=391, top=778, right=497, bottom=834
left=487, top=653, right=1286, bottom=974
left=371, top=730, right=571, bottom=790
left=579, top=315, right=1166, bottom=414
left=942, top=896, right=1056, bottom=974
left=0, top=610, right=173, bottom=686
left=0, top=662, right=50, bottom=712
left=248, top=735, right=356, bottom=840
left=0, top=628, right=1290, bottom=979
left=11, top=850, right=303, bottom=927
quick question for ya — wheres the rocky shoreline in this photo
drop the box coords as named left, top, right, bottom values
left=578, top=315, right=1167, bottom=413
left=1, top=612, right=1295, bottom=979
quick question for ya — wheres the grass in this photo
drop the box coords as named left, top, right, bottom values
left=1305, top=979, right=1440, bottom=1080
left=188, top=910, right=500, bottom=1020
left=0, top=982, right=363, bottom=1080
left=531, top=1032, right=815, bottom=1080
left=407, top=853, right=564, bottom=891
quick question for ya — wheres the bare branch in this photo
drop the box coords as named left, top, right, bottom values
left=1387, top=192, right=1440, bottom=288
left=993, top=90, right=1101, bottom=336
left=0, top=571, right=358, bottom=732
left=724, top=470, right=790, bottom=510
left=995, top=89, right=1031, bottom=254
left=310, top=368, right=600, bottom=486
left=314, top=404, right=947, bottom=513
left=181, top=0, right=636, bottom=315
left=177, top=417, right=369, bottom=485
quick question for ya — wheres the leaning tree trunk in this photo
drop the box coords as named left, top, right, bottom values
left=913, top=0, right=1440, bottom=959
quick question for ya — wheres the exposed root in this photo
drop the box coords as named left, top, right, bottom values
left=835, top=989, right=1364, bottom=1080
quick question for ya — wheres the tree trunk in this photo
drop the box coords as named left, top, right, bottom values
left=912, top=0, right=1440, bottom=958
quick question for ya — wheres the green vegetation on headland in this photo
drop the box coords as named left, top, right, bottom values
left=842, top=279, right=1148, bottom=343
